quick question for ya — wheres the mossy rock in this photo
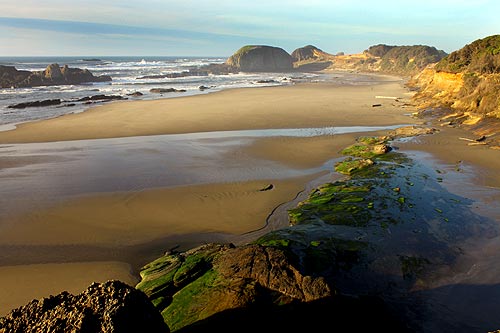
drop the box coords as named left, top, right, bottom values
left=334, top=158, right=375, bottom=175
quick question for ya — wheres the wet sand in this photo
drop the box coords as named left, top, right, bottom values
left=0, top=78, right=422, bottom=315
left=0, top=262, right=138, bottom=315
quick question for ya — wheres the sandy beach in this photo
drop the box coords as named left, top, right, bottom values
left=0, top=78, right=415, bottom=143
left=1, top=76, right=499, bottom=318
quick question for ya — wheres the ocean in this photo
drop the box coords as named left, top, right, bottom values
left=0, top=56, right=329, bottom=127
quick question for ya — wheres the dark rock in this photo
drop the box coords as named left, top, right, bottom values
left=259, top=184, right=274, bottom=191
left=256, top=79, right=277, bottom=84
left=137, top=72, right=192, bottom=79
left=64, top=103, right=76, bottom=107
left=198, top=85, right=210, bottom=91
left=137, top=64, right=239, bottom=80
left=0, top=280, right=169, bottom=333
left=0, top=64, right=112, bottom=88
left=77, top=94, right=124, bottom=102
left=0, top=65, right=31, bottom=88
left=150, top=88, right=186, bottom=93
left=127, top=91, right=144, bottom=97
left=226, top=45, right=293, bottom=72
left=8, top=99, right=62, bottom=109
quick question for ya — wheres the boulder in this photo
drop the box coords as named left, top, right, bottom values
left=0, top=280, right=169, bottom=333
left=226, top=45, right=293, bottom=72
left=136, top=243, right=332, bottom=331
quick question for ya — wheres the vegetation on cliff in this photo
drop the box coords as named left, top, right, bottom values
left=435, top=35, right=500, bottom=74
left=322, top=44, right=446, bottom=76
left=410, top=35, right=500, bottom=141
left=378, top=45, right=447, bottom=75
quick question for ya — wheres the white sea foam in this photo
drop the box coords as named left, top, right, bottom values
left=0, top=56, right=356, bottom=126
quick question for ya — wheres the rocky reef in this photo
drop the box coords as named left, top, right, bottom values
left=129, top=127, right=494, bottom=332
left=0, top=280, right=169, bottom=333
left=225, top=45, right=294, bottom=72
left=0, top=63, right=112, bottom=88
left=408, top=35, right=500, bottom=146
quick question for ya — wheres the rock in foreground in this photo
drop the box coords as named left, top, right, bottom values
left=0, top=280, right=169, bottom=333
left=225, top=45, right=293, bottom=72
left=137, top=243, right=332, bottom=331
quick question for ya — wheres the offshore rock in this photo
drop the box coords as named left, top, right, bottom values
left=0, top=280, right=169, bottom=333
left=0, top=64, right=111, bottom=88
left=291, top=45, right=326, bottom=62
left=226, top=45, right=293, bottom=72
left=8, top=99, right=62, bottom=109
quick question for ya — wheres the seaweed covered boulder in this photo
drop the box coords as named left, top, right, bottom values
left=136, top=243, right=332, bottom=332
left=225, top=45, right=293, bottom=72
left=0, top=280, right=169, bottom=333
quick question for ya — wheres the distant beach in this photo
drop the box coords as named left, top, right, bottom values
left=0, top=56, right=369, bottom=127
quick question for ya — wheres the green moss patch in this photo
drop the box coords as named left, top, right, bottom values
left=162, top=270, right=220, bottom=331
left=288, top=180, right=374, bottom=227
left=334, top=157, right=375, bottom=176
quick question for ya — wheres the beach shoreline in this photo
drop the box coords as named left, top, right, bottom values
left=0, top=77, right=415, bottom=143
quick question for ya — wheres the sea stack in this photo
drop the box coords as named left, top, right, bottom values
left=226, top=45, right=293, bottom=72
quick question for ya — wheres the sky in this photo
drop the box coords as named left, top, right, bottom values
left=0, top=0, right=499, bottom=57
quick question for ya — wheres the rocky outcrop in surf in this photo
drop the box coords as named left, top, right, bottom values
left=0, top=63, right=112, bottom=88
left=225, top=45, right=294, bottom=72
left=291, top=45, right=328, bottom=62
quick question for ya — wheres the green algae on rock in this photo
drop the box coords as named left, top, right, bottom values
left=136, top=243, right=332, bottom=332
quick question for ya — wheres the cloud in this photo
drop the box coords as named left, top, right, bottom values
left=0, top=17, right=243, bottom=41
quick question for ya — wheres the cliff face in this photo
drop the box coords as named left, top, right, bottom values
left=225, top=45, right=293, bottom=72
left=0, top=63, right=112, bottom=88
left=409, top=35, right=500, bottom=140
